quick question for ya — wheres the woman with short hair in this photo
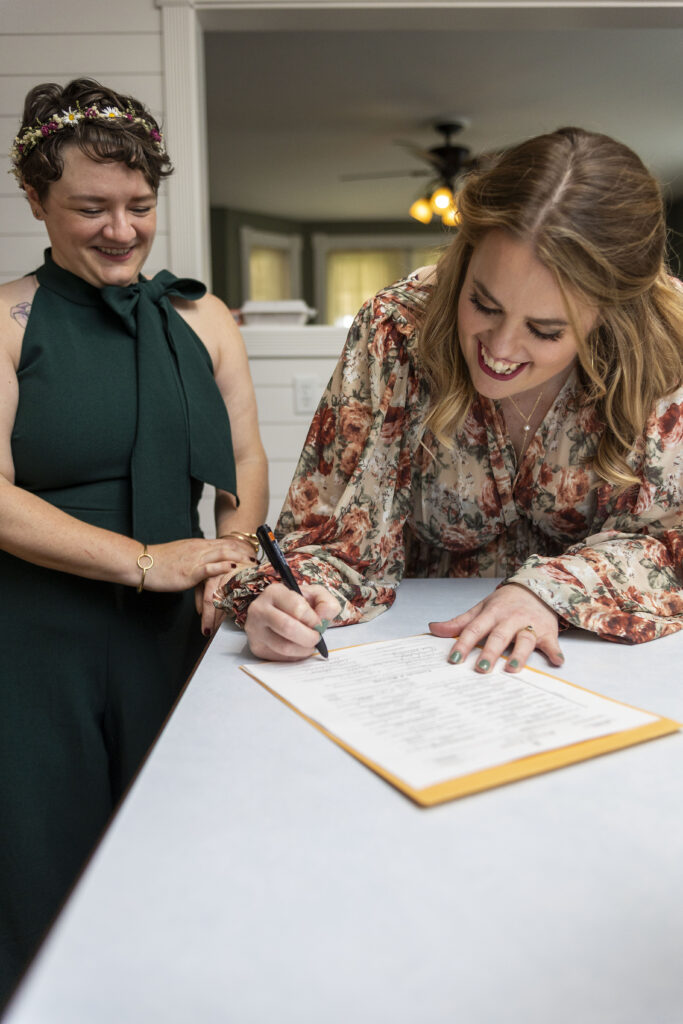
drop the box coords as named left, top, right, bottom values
left=0, top=78, right=267, bottom=1003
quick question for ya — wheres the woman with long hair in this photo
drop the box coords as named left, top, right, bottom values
left=218, top=127, right=683, bottom=668
left=0, top=78, right=267, bottom=1002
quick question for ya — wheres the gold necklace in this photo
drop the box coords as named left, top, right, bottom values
left=507, top=389, right=544, bottom=467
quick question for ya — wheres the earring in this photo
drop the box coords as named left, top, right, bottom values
left=31, top=207, right=42, bottom=220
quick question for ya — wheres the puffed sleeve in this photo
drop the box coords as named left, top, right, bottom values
left=217, top=285, right=428, bottom=627
left=506, top=389, right=683, bottom=643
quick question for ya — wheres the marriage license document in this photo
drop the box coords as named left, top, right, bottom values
left=241, top=634, right=678, bottom=805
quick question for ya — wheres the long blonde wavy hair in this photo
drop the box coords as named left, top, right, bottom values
left=418, top=126, right=683, bottom=488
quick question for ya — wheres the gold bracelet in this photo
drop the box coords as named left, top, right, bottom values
left=220, top=531, right=260, bottom=555
left=137, top=545, right=154, bottom=593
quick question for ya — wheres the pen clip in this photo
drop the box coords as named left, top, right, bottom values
left=256, top=524, right=299, bottom=591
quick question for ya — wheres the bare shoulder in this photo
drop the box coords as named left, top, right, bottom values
left=170, top=291, right=246, bottom=372
left=0, top=275, right=38, bottom=369
left=0, top=274, right=38, bottom=320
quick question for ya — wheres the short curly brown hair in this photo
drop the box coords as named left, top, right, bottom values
left=14, top=77, right=173, bottom=201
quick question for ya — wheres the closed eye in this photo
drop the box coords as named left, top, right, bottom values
left=527, top=323, right=564, bottom=342
left=469, top=292, right=499, bottom=316
left=470, top=291, right=564, bottom=342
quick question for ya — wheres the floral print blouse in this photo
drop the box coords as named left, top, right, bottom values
left=219, top=276, right=683, bottom=644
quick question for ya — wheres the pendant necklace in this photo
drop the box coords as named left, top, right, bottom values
left=507, top=389, right=544, bottom=479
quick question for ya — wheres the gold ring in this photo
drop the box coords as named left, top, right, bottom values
left=522, top=624, right=535, bottom=634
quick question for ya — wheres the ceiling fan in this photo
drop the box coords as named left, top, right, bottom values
left=340, top=121, right=477, bottom=224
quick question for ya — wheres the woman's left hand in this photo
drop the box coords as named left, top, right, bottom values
left=429, top=583, right=563, bottom=673
left=194, top=537, right=258, bottom=637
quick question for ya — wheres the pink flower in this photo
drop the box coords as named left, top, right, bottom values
left=479, top=476, right=501, bottom=518
left=657, top=401, right=683, bottom=448
left=555, top=467, right=591, bottom=508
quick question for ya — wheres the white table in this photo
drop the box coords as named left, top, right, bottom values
left=5, top=580, right=683, bottom=1024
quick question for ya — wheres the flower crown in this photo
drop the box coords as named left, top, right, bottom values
left=9, top=101, right=166, bottom=179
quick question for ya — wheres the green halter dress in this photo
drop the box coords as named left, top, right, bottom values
left=0, top=251, right=237, bottom=1005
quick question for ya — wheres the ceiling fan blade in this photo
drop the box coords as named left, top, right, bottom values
left=339, top=168, right=430, bottom=182
left=394, top=140, right=445, bottom=171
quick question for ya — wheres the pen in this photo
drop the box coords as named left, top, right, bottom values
left=256, top=524, right=329, bottom=659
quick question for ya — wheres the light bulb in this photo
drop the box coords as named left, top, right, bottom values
left=430, top=186, right=454, bottom=213
left=409, top=198, right=433, bottom=224
left=441, top=204, right=461, bottom=227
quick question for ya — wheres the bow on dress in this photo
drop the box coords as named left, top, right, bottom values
left=100, top=271, right=237, bottom=543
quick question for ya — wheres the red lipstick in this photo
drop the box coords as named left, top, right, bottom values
left=477, top=340, right=528, bottom=382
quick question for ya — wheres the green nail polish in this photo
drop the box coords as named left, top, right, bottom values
left=448, top=650, right=462, bottom=664
left=313, top=619, right=330, bottom=635
left=477, top=659, right=490, bottom=672
left=508, top=658, right=519, bottom=669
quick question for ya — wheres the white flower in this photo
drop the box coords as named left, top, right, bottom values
left=61, top=108, right=81, bottom=127
left=101, top=106, right=120, bottom=120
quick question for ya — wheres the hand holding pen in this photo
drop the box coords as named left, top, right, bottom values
left=251, top=525, right=339, bottom=661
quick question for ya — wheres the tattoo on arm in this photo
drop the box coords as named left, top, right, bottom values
left=10, top=301, right=31, bottom=329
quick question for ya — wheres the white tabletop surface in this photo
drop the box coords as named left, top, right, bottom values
left=5, top=579, right=683, bottom=1024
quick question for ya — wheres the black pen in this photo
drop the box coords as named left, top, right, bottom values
left=256, top=524, right=329, bottom=659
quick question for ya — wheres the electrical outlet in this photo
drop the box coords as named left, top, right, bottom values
left=293, top=375, right=320, bottom=415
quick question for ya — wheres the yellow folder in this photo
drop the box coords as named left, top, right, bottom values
left=242, top=644, right=680, bottom=807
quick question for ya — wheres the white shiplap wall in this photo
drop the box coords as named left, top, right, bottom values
left=0, top=1, right=345, bottom=540
left=0, top=0, right=165, bottom=284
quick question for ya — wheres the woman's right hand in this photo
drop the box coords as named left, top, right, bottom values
left=244, top=582, right=341, bottom=661
left=143, top=537, right=254, bottom=594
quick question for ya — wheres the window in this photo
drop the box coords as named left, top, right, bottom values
left=313, top=233, right=445, bottom=325
left=249, top=247, right=293, bottom=301
left=240, top=227, right=302, bottom=303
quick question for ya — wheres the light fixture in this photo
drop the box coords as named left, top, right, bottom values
left=409, top=180, right=461, bottom=227
left=409, top=197, right=433, bottom=224
left=409, top=180, right=462, bottom=228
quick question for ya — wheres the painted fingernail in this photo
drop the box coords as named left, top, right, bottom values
left=477, top=659, right=490, bottom=672
left=508, top=658, right=519, bottom=669
left=448, top=650, right=462, bottom=664
left=313, top=619, right=331, bottom=635
left=230, top=562, right=237, bottom=568
left=203, top=628, right=211, bottom=637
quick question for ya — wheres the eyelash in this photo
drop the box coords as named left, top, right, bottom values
left=468, top=292, right=564, bottom=342
left=80, top=207, right=153, bottom=216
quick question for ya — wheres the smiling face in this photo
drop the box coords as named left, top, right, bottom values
left=457, top=229, right=597, bottom=402
left=26, top=145, right=157, bottom=289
